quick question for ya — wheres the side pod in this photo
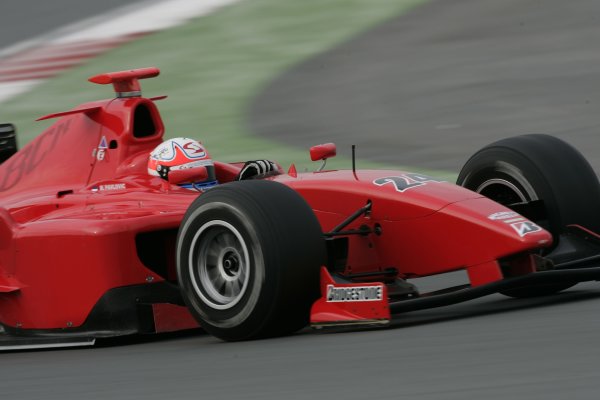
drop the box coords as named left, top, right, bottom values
left=0, top=208, right=21, bottom=293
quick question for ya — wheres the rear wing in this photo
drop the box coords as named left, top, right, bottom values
left=0, top=124, right=17, bottom=165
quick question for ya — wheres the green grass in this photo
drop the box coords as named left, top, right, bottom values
left=0, top=0, right=455, bottom=178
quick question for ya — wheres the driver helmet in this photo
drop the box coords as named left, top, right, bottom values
left=148, top=137, right=217, bottom=190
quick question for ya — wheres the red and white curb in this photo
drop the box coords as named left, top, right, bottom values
left=0, top=0, right=240, bottom=104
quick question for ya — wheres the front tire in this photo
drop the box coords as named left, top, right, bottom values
left=457, top=134, right=600, bottom=297
left=177, top=180, right=326, bottom=341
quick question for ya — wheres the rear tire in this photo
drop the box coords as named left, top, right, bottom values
left=177, top=180, right=326, bottom=341
left=457, top=134, right=600, bottom=297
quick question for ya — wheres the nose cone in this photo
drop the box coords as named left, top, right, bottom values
left=445, top=197, right=553, bottom=248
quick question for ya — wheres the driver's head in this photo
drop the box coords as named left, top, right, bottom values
left=148, top=137, right=217, bottom=190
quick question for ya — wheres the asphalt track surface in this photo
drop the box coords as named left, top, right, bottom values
left=4, top=1, right=600, bottom=399
left=251, top=0, right=600, bottom=173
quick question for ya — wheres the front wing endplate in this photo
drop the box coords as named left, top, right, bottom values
left=310, top=267, right=391, bottom=327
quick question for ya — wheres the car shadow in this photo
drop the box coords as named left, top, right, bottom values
left=389, top=287, right=600, bottom=328
left=312, top=285, right=600, bottom=335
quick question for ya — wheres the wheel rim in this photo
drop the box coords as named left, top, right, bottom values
left=473, top=163, right=538, bottom=207
left=189, top=220, right=250, bottom=310
left=476, top=178, right=530, bottom=206
left=470, top=165, right=551, bottom=232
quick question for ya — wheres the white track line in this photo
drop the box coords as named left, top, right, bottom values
left=53, top=0, right=240, bottom=44
left=0, top=0, right=242, bottom=104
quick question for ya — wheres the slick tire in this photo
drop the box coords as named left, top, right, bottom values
left=177, top=180, right=326, bottom=341
left=457, top=134, right=600, bottom=298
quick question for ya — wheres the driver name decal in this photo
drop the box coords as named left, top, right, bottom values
left=326, top=285, right=383, bottom=302
left=373, top=174, right=443, bottom=192
left=91, top=183, right=127, bottom=192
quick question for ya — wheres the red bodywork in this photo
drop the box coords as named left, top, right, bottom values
left=0, top=68, right=552, bottom=335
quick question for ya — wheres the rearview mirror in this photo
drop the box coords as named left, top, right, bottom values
left=310, top=143, right=336, bottom=172
left=310, top=143, right=337, bottom=161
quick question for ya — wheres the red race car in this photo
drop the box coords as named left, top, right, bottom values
left=1, top=68, right=600, bottom=350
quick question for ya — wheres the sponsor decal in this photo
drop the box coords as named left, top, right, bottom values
left=510, top=221, right=542, bottom=237
left=488, top=211, right=519, bottom=220
left=326, top=284, right=383, bottom=302
left=98, top=136, right=108, bottom=149
left=488, top=211, right=542, bottom=237
left=373, top=174, right=443, bottom=192
left=95, top=136, right=109, bottom=161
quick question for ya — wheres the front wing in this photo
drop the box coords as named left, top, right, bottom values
left=311, top=260, right=600, bottom=327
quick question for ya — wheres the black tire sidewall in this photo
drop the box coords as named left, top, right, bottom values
left=176, top=180, right=325, bottom=341
left=177, top=200, right=271, bottom=332
left=457, top=147, right=560, bottom=231
left=458, top=134, right=600, bottom=297
left=458, top=134, right=600, bottom=235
